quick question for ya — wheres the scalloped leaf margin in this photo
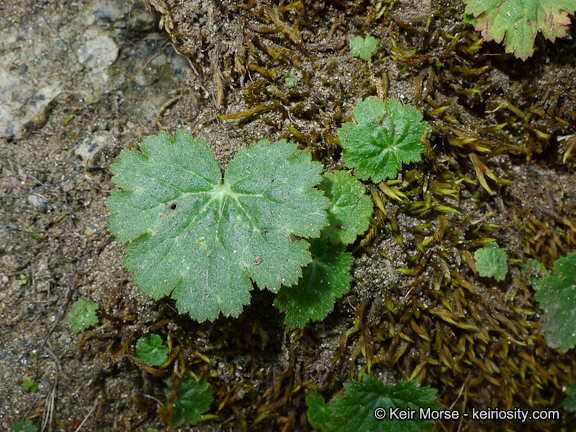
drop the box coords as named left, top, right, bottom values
left=106, top=130, right=329, bottom=322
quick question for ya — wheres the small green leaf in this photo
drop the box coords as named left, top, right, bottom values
left=168, top=376, right=214, bottom=427
left=11, top=421, right=38, bottom=432
left=67, top=297, right=99, bottom=333
left=563, top=382, right=576, bottom=412
left=463, top=0, right=576, bottom=60
left=338, top=98, right=429, bottom=183
left=319, top=171, right=373, bottom=245
left=135, top=334, right=170, bottom=367
left=306, top=392, right=333, bottom=430
left=474, top=242, right=508, bottom=282
left=106, top=131, right=329, bottom=322
left=316, top=377, right=443, bottom=432
left=353, top=96, right=387, bottom=124
left=274, top=238, right=354, bottom=328
left=284, top=72, right=296, bottom=87
left=534, top=253, right=576, bottom=352
left=350, top=36, right=379, bottom=61
left=462, top=13, right=476, bottom=26
left=21, top=378, right=38, bottom=393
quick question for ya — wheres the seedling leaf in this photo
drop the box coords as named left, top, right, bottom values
left=284, top=72, right=297, bottom=87
left=338, top=98, right=429, bottom=183
left=306, top=377, right=443, bottom=432
left=534, top=253, right=576, bottom=352
left=306, top=392, right=332, bottom=430
left=462, top=13, right=476, bottom=26
left=21, top=378, right=38, bottom=393
left=106, top=131, right=329, bottom=322
left=331, top=378, right=442, bottom=432
left=11, top=421, right=38, bottom=432
left=168, top=376, right=213, bottom=427
left=68, top=297, right=99, bottom=333
left=274, top=238, right=354, bottom=328
left=350, top=36, right=379, bottom=61
left=463, top=0, right=576, bottom=60
left=474, top=242, right=508, bottom=282
left=135, top=334, right=169, bottom=367
left=319, top=171, right=373, bottom=245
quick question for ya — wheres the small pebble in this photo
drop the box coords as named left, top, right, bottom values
left=28, top=194, right=52, bottom=213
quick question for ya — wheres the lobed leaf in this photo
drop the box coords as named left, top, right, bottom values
left=135, top=334, right=169, bottom=367
left=331, top=378, right=442, bottom=432
left=21, top=378, right=38, bottom=393
left=534, top=253, right=576, bottom=352
left=319, top=171, right=373, bottom=245
left=338, top=98, right=429, bottom=183
left=274, top=238, right=354, bottom=328
left=350, top=36, right=379, bottom=61
left=106, top=131, right=329, bottom=322
left=11, top=421, right=38, bottom=432
left=168, top=376, right=213, bottom=427
left=464, top=0, right=576, bottom=60
left=68, top=297, right=99, bottom=333
left=306, top=377, right=443, bottom=432
left=306, top=392, right=332, bottom=430
left=474, top=242, right=508, bottom=282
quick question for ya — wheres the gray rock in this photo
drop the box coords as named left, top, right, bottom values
left=27, top=194, right=52, bottom=213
